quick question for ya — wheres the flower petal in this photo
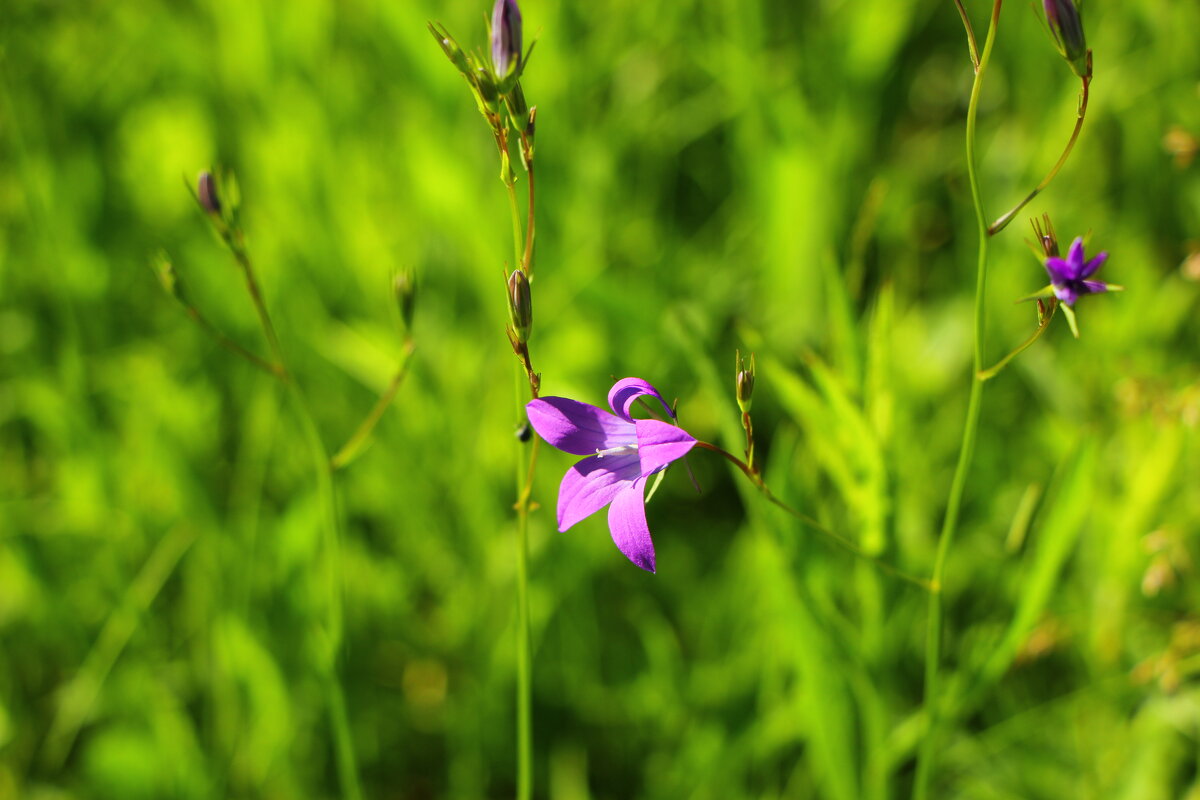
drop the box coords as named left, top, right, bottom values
left=635, top=418, right=696, bottom=475
left=1080, top=250, right=1108, bottom=279
left=607, top=377, right=674, bottom=422
left=608, top=478, right=656, bottom=573
left=557, top=452, right=641, bottom=531
left=1081, top=279, right=1109, bottom=294
left=1044, top=257, right=1072, bottom=284
left=1065, top=237, right=1086, bottom=279
left=527, top=397, right=636, bottom=456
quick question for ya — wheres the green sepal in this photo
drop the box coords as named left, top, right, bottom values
left=1061, top=302, right=1080, bottom=338
left=1017, top=284, right=1057, bottom=303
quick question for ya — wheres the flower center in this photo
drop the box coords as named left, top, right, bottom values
left=594, top=444, right=638, bottom=459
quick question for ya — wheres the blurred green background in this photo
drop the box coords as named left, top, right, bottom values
left=2, top=0, right=1198, bottom=797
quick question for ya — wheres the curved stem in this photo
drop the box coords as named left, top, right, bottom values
left=977, top=300, right=1056, bottom=381
left=330, top=337, right=416, bottom=470
left=179, top=301, right=284, bottom=378
left=988, top=72, right=1090, bottom=235
left=694, top=441, right=931, bottom=591
left=231, top=241, right=362, bottom=800
left=913, top=2, right=1002, bottom=798
left=521, top=133, right=536, bottom=276
left=953, top=0, right=980, bottom=70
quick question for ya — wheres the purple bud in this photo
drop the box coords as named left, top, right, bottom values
left=197, top=171, right=220, bottom=214
left=1043, top=0, right=1089, bottom=78
left=491, top=0, right=522, bottom=78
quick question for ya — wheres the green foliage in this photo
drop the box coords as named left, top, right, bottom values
left=1, top=0, right=1198, bottom=797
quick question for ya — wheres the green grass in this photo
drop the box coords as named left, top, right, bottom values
left=2, top=0, right=1199, bottom=797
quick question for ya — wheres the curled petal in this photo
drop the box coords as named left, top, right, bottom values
left=608, top=377, right=674, bottom=422
left=608, top=478, right=656, bottom=573
left=557, top=452, right=642, bottom=531
left=527, top=397, right=636, bottom=456
left=635, top=418, right=696, bottom=475
left=1080, top=251, right=1108, bottom=279
left=1081, top=280, right=1109, bottom=294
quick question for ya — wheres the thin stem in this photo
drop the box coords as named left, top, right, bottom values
left=330, top=338, right=417, bottom=470
left=179, top=302, right=285, bottom=378
left=913, top=2, right=1001, bottom=798
left=953, top=0, right=980, bottom=70
left=228, top=237, right=363, bottom=800
left=228, top=237, right=288, bottom=377
left=977, top=300, right=1056, bottom=381
left=501, top=124, right=534, bottom=800
left=521, top=132, right=536, bottom=276
left=506, top=179, right=524, bottom=271
left=512, top=365, right=538, bottom=800
left=988, top=71, right=1090, bottom=235
left=694, top=441, right=931, bottom=591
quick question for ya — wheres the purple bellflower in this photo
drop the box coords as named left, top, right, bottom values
left=526, top=378, right=697, bottom=573
left=1044, top=236, right=1111, bottom=306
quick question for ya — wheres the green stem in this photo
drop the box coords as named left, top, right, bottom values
left=331, top=338, right=416, bottom=470
left=506, top=178, right=524, bottom=271
left=913, top=2, right=1001, bottom=798
left=180, top=301, right=285, bottom=378
left=504, top=137, right=535, bottom=800
left=232, top=242, right=363, bottom=800
left=512, top=363, right=539, bottom=800
left=693, top=441, right=931, bottom=591
left=977, top=300, right=1056, bottom=381
left=988, top=71, right=1090, bottom=235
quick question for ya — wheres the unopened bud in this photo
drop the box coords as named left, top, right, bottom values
left=197, top=171, right=221, bottom=215
left=491, top=0, right=522, bottom=80
left=735, top=350, right=756, bottom=414
left=1031, top=214, right=1060, bottom=258
left=1043, top=0, right=1089, bottom=78
left=507, top=268, right=532, bottom=343
left=393, top=269, right=417, bottom=332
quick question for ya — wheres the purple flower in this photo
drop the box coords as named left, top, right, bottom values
left=491, top=0, right=522, bottom=78
left=1044, top=237, right=1110, bottom=306
left=526, top=378, right=696, bottom=573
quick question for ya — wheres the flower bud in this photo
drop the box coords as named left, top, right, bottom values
left=735, top=350, right=755, bottom=414
left=491, top=0, right=522, bottom=79
left=1043, top=0, right=1089, bottom=78
left=197, top=171, right=221, bottom=215
left=393, top=269, right=417, bottom=332
left=507, top=268, right=532, bottom=344
left=1031, top=214, right=1060, bottom=258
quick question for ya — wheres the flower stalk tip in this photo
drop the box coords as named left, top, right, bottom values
left=393, top=269, right=417, bottom=333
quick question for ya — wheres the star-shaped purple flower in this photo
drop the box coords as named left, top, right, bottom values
left=1044, top=237, right=1110, bottom=306
left=526, top=378, right=697, bottom=573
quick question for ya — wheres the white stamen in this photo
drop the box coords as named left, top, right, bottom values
left=594, top=444, right=638, bottom=459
